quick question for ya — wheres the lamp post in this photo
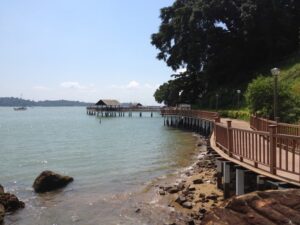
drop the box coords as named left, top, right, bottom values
left=216, top=94, right=219, bottom=111
left=271, top=68, right=280, bottom=121
left=237, top=89, right=241, bottom=110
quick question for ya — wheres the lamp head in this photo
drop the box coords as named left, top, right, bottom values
left=271, top=68, right=280, bottom=76
left=237, top=89, right=241, bottom=94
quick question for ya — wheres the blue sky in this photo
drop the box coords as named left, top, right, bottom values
left=0, top=0, right=174, bottom=105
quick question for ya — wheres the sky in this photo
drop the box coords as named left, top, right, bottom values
left=0, top=0, right=175, bottom=105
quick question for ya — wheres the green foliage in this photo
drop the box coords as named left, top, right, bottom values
left=245, top=76, right=300, bottom=123
left=154, top=80, right=180, bottom=106
left=151, top=0, right=300, bottom=107
left=278, top=54, right=300, bottom=95
left=218, top=110, right=250, bottom=121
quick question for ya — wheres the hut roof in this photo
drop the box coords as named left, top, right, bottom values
left=95, top=99, right=120, bottom=106
left=120, top=102, right=143, bottom=108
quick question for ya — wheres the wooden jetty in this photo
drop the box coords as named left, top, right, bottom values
left=161, top=108, right=300, bottom=199
left=86, top=99, right=161, bottom=117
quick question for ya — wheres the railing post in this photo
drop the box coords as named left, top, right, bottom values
left=227, top=120, right=233, bottom=156
left=214, top=117, right=220, bottom=141
left=269, top=125, right=277, bottom=174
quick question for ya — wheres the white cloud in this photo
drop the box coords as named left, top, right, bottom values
left=110, top=80, right=141, bottom=89
left=60, top=81, right=95, bottom=92
left=126, top=80, right=140, bottom=89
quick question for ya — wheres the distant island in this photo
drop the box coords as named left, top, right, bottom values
left=0, top=97, right=92, bottom=107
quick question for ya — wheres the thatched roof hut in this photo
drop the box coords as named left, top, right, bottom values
left=95, top=99, right=120, bottom=107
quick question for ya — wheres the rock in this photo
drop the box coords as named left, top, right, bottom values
left=199, top=208, right=206, bottom=214
left=185, top=171, right=192, bottom=176
left=187, top=219, right=195, bottom=225
left=33, top=170, right=74, bottom=193
left=188, top=186, right=196, bottom=192
left=0, top=204, right=4, bottom=224
left=0, top=185, right=3, bottom=194
left=206, top=194, right=218, bottom=201
left=182, top=201, right=193, bottom=209
left=199, top=213, right=205, bottom=220
left=135, top=208, right=141, bottom=213
left=0, top=193, right=25, bottom=212
left=159, top=190, right=166, bottom=195
left=177, top=182, right=185, bottom=191
left=163, top=186, right=172, bottom=192
left=199, top=193, right=206, bottom=199
left=167, top=187, right=180, bottom=194
left=193, top=179, right=203, bottom=184
left=175, top=195, right=187, bottom=205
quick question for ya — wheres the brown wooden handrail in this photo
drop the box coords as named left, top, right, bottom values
left=161, top=109, right=300, bottom=183
left=250, top=115, right=300, bottom=136
left=160, top=108, right=219, bottom=121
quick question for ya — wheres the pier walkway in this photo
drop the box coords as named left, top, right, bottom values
left=86, top=105, right=161, bottom=117
left=161, top=109, right=300, bottom=186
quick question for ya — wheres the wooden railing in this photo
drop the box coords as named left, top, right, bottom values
left=161, top=108, right=300, bottom=183
left=215, top=121, right=300, bottom=182
left=161, top=109, right=219, bottom=121
left=250, top=115, right=300, bottom=136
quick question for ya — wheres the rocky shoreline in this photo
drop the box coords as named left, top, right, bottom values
left=153, top=135, right=224, bottom=225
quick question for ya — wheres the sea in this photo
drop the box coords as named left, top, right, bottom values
left=0, top=107, right=199, bottom=225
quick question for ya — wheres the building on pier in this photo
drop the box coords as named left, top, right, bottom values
left=86, top=99, right=160, bottom=117
left=95, top=99, right=120, bottom=111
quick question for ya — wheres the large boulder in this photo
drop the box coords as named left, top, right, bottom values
left=33, top=170, right=74, bottom=193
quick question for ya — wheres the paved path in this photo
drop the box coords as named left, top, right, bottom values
left=220, top=118, right=252, bottom=130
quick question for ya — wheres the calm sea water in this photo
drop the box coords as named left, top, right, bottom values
left=0, top=107, right=198, bottom=225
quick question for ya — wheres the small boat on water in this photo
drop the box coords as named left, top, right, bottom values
left=13, top=106, right=27, bottom=111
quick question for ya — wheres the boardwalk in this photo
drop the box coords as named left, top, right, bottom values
left=161, top=109, right=300, bottom=186
left=87, top=105, right=161, bottom=117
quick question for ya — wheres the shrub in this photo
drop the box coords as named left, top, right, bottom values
left=245, top=76, right=300, bottom=123
left=219, top=110, right=250, bottom=121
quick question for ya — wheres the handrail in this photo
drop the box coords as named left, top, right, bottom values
left=218, top=122, right=300, bottom=181
left=162, top=109, right=300, bottom=183
left=161, top=109, right=219, bottom=121
left=250, top=115, right=300, bottom=136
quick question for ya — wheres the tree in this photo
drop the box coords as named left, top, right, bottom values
left=151, top=0, right=300, bottom=106
left=245, top=76, right=300, bottom=123
left=154, top=80, right=181, bottom=106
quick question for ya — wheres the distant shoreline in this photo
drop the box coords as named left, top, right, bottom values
left=0, top=97, right=92, bottom=107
